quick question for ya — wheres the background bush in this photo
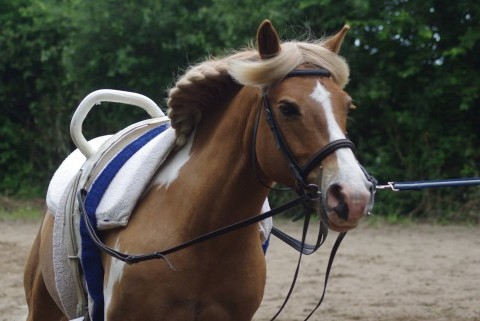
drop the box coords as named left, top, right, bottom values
left=1, top=0, right=478, bottom=221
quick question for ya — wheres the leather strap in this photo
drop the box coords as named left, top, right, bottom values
left=78, top=188, right=313, bottom=266
left=304, top=232, right=346, bottom=320
left=262, top=69, right=358, bottom=194
left=285, top=69, right=331, bottom=78
left=269, top=211, right=314, bottom=320
left=300, top=139, right=356, bottom=177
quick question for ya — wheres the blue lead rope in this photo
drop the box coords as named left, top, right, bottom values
left=376, top=177, right=480, bottom=191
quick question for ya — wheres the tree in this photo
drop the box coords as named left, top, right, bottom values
left=0, top=0, right=73, bottom=195
left=314, top=0, right=480, bottom=219
left=1, top=0, right=478, bottom=221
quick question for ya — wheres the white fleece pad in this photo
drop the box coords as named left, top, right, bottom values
left=47, top=124, right=176, bottom=230
left=86, top=123, right=176, bottom=229
left=47, top=136, right=111, bottom=216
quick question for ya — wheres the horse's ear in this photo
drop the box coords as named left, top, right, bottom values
left=324, top=25, right=350, bottom=54
left=257, top=20, right=281, bottom=59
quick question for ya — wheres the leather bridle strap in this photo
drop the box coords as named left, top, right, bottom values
left=271, top=225, right=325, bottom=254
left=269, top=201, right=346, bottom=321
left=271, top=175, right=331, bottom=256
left=77, top=188, right=314, bottom=265
left=262, top=68, right=356, bottom=195
left=304, top=231, right=346, bottom=320
left=263, top=95, right=307, bottom=191
left=269, top=210, right=314, bottom=320
left=285, top=69, right=331, bottom=78
left=301, top=139, right=356, bottom=178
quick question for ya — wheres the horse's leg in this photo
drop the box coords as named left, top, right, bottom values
left=24, top=213, right=67, bottom=321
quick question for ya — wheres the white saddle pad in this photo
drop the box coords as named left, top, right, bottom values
left=47, top=119, right=175, bottom=230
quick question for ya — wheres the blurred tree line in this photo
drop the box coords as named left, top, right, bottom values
left=1, top=0, right=478, bottom=221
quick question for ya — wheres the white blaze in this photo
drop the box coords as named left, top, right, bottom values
left=309, top=81, right=344, bottom=141
left=309, top=81, right=367, bottom=185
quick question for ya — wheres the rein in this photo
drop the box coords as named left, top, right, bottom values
left=78, top=68, right=371, bottom=320
left=77, top=188, right=315, bottom=265
left=376, top=177, right=480, bottom=191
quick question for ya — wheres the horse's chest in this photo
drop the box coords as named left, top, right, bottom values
left=104, top=247, right=266, bottom=321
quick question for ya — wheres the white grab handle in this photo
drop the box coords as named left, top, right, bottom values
left=70, top=89, right=165, bottom=158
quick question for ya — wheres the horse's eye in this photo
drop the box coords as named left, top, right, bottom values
left=279, top=101, right=300, bottom=117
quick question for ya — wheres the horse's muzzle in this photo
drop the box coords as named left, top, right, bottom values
left=325, top=181, right=374, bottom=231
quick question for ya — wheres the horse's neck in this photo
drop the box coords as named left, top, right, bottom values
left=164, top=86, right=268, bottom=230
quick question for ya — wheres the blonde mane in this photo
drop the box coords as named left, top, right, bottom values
left=167, top=39, right=350, bottom=146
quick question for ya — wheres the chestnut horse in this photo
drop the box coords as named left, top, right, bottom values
left=24, top=20, right=374, bottom=321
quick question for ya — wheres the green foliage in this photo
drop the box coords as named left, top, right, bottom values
left=0, top=0, right=478, bottom=221
left=0, top=0, right=73, bottom=195
left=342, top=0, right=480, bottom=219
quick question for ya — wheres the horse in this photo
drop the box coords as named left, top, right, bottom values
left=24, top=20, right=374, bottom=321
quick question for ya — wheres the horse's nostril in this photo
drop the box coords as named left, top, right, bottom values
left=327, top=184, right=349, bottom=221
left=333, top=201, right=349, bottom=221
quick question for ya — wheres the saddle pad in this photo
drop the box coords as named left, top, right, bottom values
left=49, top=117, right=273, bottom=321
left=47, top=118, right=174, bottom=230
left=49, top=117, right=172, bottom=320
left=85, top=123, right=174, bottom=229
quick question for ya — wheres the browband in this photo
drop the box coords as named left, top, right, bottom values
left=285, top=69, right=331, bottom=78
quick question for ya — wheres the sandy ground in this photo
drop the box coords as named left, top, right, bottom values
left=1, top=219, right=479, bottom=321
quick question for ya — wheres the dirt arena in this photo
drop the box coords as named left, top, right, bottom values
left=1, top=218, right=479, bottom=321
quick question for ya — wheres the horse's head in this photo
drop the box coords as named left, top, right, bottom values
left=235, top=20, right=374, bottom=231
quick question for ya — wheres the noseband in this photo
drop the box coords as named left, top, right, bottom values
left=259, top=68, right=356, bottom=198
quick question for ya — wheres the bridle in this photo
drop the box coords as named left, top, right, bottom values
left=258, top=68, right=356, bottom=198
left=77, top=67, right=376, bottom=320
left=252, top=68, right=362, bottom=320
left=256, top=67, right=377, bottom=201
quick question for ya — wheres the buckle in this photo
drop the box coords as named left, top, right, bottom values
left=375, top=182, right=399, bottom=191
left=305, top=184, right=320, bottom=200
